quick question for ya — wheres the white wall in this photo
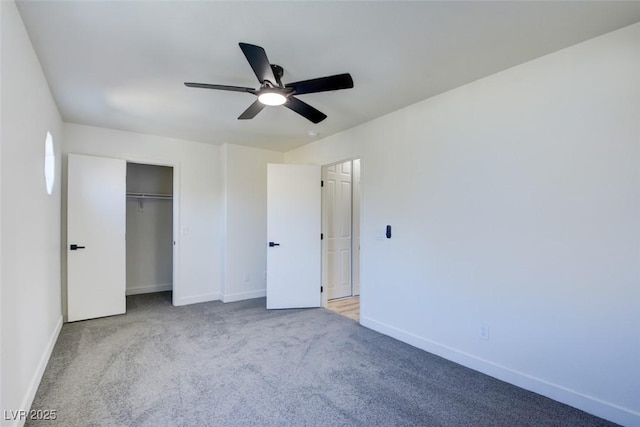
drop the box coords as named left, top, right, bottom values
left=221, top=143, right=283, bottom=302
left=63, top=123, right=222, bottom=307
left=1, top=1, right=4, bottom=414
left=1, top=1, right=63, bottom=425
left=126, top=163, right=173, bottom=295
left=286, top=23, right=640, bottom=426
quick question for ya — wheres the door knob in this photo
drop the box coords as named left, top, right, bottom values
left=70, top=244, right=86, bottom=250
left=268, top=242, right=280, bottom=247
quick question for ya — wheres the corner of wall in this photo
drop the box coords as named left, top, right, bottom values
left=219, top=144, right=229, bottom=299
left=0, top=2, right=4, bottom=415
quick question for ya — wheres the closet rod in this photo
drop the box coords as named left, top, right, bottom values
left=126, top=192, right=173, bottom=200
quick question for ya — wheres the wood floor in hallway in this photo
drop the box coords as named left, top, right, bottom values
left=326, top=296, right=359, bottom=321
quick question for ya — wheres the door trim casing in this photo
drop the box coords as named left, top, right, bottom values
left=125, top=160, right=179, bottom=305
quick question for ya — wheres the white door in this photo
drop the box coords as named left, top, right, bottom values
left=326, top=161, right=353, bottom=300
left=67, top=154, right=126, bottom=322
left=267, top=164, right=321, bottom=309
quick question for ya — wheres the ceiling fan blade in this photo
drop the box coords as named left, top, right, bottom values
left=238, top=99, right=267, bottom=120
left=185, top=82, right=255, bottom=93
left=239, top=43, right=278, bottom=86
left=286, top=73, right=354, bottom=95
left=284, top=96, right=327, bottom=124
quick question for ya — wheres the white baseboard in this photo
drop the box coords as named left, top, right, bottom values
left=173, top=292, right=221, bottom=306
left=360, top=316, right=639, bottom=427
left=12, top=316, right=63, bottom=427
left=222, top=289, right=266, bottom=303
left=126, top=283, right=172, bottom=296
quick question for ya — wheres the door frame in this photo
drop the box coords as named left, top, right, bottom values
left=125, top=160, right=180, bottom=305
left=123, top=157, right=180, bottom=307
left=321, top=158, right=361, bottom=308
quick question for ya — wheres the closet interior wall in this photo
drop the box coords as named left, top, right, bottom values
left=126, top=163, right=173, bottom=295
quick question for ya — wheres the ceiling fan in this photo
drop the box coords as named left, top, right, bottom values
left=185, top=43, right=354, bottom=124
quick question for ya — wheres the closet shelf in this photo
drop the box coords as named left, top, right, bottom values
left=126, top=192, right=173, bottom=200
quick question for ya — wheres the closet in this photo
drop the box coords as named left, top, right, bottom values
left=126, top=163, right=174, bottom=295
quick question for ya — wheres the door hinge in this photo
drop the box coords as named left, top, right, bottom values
left=321, top=286, right=323, bottom=293
left=321, top=180, right=324, bottom=187
left=321, top=233, right=323, bottom=240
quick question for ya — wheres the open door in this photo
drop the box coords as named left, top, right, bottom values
left=267, top=164, right=321, bottom=309
left=67, top=154, right=126, bottom=321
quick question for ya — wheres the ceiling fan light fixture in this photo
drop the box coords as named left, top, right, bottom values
left=185, top=43, right=353, bottom=122
left=258, top=91, right=286, bottom=106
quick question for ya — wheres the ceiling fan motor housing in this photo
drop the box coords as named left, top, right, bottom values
left=270, top=64, right=284, bottom=86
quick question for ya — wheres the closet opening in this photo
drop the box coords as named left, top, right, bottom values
left=323, top=159, right=361, bottom=321
left=126, top=163, right=174, bottom=297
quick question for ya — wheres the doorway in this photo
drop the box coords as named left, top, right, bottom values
left=125, top=163, right=174, bottom=296
left=323, top=159, right=361, bottom=318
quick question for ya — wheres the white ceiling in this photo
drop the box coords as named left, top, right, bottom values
left=16, top=1, right=640, bottom=152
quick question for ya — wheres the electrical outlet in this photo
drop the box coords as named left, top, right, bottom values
left=480, top=324, right=490, bottom=340
left=242, top=273, right=250, bottom=283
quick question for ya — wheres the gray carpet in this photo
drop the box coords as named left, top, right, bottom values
left=27, top=292, right=616, bottom=427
